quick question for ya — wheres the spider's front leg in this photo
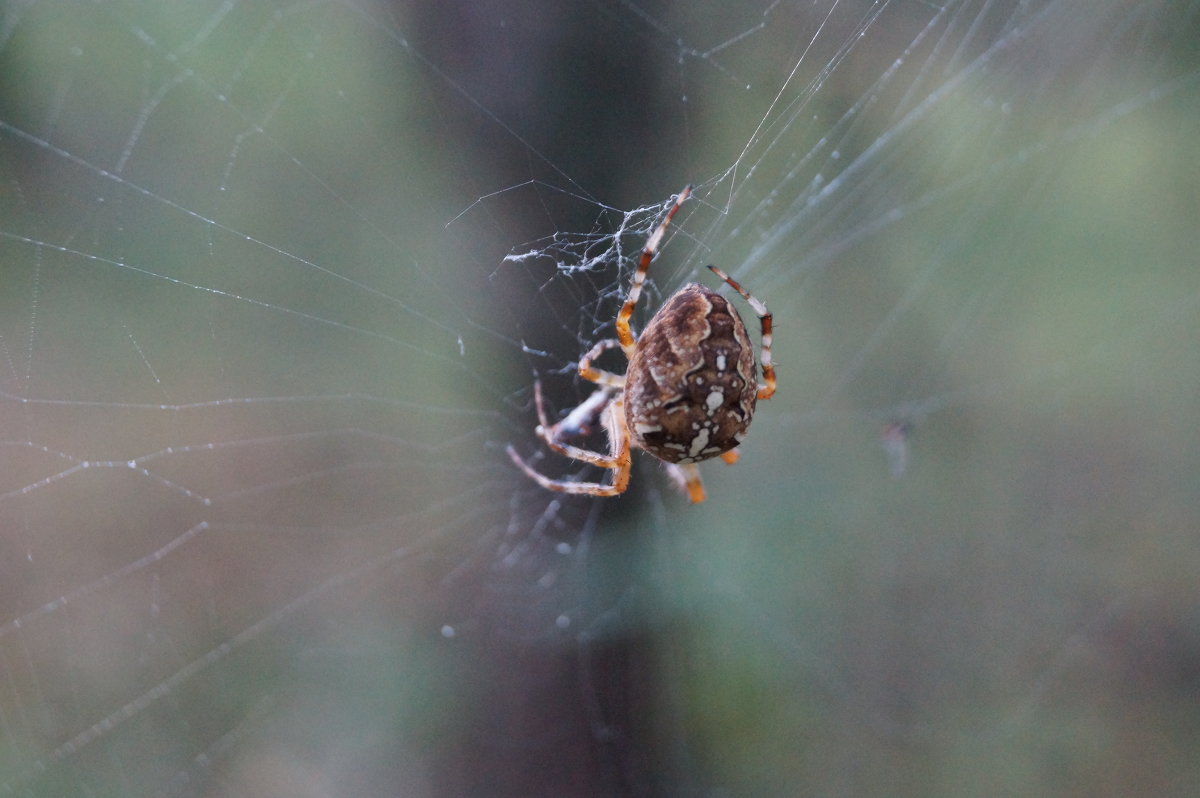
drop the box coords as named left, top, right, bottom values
left=506, top=396, right=633, bottom=497
left=577, top=338, right=627, bottom=388
left=707, top=265, right=775, bottom=400
left=534, top=380, right=612, bottom=442
left=617, top=185, right=692, bottom=355
left=532, top=380, right=620, bottom=468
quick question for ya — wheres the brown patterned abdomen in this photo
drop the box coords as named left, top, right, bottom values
left=623, top=284, right=758, bottom=464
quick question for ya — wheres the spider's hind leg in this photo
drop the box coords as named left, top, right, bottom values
left=663, top=462, right=706, bottom=504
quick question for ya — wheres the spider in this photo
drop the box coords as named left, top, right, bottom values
left=506, top=185, right=775, bottom=503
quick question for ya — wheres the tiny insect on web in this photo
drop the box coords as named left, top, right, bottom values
left=507, top=185, right=776, bottom=503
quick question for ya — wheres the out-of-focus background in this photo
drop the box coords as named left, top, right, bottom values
left=1, top=1, right=1198, bottom=795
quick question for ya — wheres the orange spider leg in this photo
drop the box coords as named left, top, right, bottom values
left=505, top=396, right=632, bottom=497
left=675, top=463, right=707, bottom=504
left=616, top=185, right=693, bottom=356
left=577, top=338, right=626, bottom=388
left=707, top=265, right=776, bottom=400
left=662, top=463, right=707, bottom=503
left=602, top=398, right=633, bottom=495
left=533, top=380, right=612, bottom=441
left=529, top=381, right=618, bottom=467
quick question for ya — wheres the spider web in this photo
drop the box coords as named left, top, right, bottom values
left=1, top=0, right=1199, bottom=795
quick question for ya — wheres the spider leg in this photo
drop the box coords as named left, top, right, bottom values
left=707, top=265, right=776, bottom=400
left=534, top=380, right=613, bottom=443
left=506, top=398, right=632, bottom=497
left=664, top=451, right=732, bottom=503
left=535, top=403, right=624, bottom=470
left=531, top=381, right=620, bottom=468
left=663, top=462, right=706, bottom=504
left=577, top=338, right=627, bottom=388
left=616, top=185, right=693, bottom=356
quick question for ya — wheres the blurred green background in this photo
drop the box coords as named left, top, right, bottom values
left=0, top=1, right=1198, bottom=796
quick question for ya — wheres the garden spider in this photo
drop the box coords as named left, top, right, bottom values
left=506, top=185, right=775, bottom=503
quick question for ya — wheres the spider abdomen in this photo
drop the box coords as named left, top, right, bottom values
left=624, top=284, right=758, bottom=464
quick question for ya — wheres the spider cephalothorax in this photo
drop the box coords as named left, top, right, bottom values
left=507, top=186, right=775, bottom=503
